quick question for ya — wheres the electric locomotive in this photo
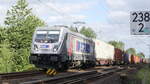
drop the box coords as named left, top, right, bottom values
left=29, top=26, right=95, bottom=71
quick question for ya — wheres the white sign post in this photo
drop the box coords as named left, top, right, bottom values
left=130, top=11, right=150, bottom=35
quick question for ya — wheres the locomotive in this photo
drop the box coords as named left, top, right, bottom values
left=29, top=26, right=95, bottom=70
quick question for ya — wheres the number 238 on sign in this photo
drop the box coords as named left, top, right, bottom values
left=130, top=11, right=150, bottom=35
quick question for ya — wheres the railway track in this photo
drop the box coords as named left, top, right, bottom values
left=0, top=64, right=139, bottom=84
left=20, top=66, right=128, bottom=84
left=0, top=70, right=45, bottom=84
left=0, top=70, right=45, bottom=80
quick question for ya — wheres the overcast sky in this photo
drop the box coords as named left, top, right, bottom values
left=0, top=0, right=150, bottom=58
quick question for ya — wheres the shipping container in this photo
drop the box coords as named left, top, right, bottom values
left=123, top=53, right=131, bottom=64
left=135, top=56, right=140, bottom=63
left=140, top=58, right=143, bottom=63
left=131, top=55, right=141, bottom=64
left=114, top=48, right=123, bottom=64
left=145, top=58, right=150, bottom=64
left=128, top=54, right=132, bottom=63
left=131, top=54, right=135, bottom=64
left=143, top=58, right=149, bottom=63
left=93, top=39, right=115, bottom=65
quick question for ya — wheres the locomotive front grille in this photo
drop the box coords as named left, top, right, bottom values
left=40, top=49, right=50, bottom=52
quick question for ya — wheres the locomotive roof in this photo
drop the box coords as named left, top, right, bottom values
left=68, top=30, right=92, bottom=41
left=36, top=26, right=62, bottom=31
left=35, top=26, right=93, bottom=41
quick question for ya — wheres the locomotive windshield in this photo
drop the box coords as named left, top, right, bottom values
left=35, top=30, right=60, bottom=43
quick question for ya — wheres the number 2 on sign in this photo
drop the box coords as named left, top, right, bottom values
left=138, top=23, right=144, bottom=32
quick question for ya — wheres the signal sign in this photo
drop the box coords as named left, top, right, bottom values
left=130, top=11, right=150, bottom=35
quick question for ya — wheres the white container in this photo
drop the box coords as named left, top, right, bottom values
left=94, top=39, right=115, bottom=61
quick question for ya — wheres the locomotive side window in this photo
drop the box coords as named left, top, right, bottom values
left=35, top=30, right=60, bottom=43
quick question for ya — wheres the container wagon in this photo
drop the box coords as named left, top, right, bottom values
left=93, top=39, right=115, bottom=65
left=114, top=48, right=123, bottom=64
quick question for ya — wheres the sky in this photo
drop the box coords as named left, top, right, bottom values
left=0, top=0, right=150, bottom=58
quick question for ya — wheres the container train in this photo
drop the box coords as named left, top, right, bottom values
left=29, top=26, right=144, bottom=71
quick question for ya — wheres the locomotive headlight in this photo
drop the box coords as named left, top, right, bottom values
left=53, top=48, right=57, bottom=52
left=53, top=45, right=59, bottom=52
left=34, top=44, right=38, bottom=51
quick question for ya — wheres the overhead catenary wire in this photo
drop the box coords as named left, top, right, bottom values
left=37, top=0, right=79, bottom=23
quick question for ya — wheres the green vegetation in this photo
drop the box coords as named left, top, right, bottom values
left=80, top=27, right=96, bottom=38
left=137, top=52, right=145, bottom=58
left=0, top=0, right=44, bottom=73
left=126, top=48, right=145, bottom=57
left=126, top=65, right=150, bottom=84
left=0, top=42, right=14, bottom=73
left=108, top=41, right=125, bottom=50
left=136, top=66, right=150, bottom=84
left=126, top=48, right=136, bottom=55
left=70, top=26, right=97, bottom=38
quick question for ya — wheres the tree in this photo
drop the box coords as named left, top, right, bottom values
left=108, top=41, right=125, bottom=50
left=5, top=0, right=44, bottom=49
left=3, top=0, right=45, bottom=72
left=0, top=27, right=6, bottom=43
left=126, top=48, right=136, bottom=55
left=0, top=42, right=14, bottom=73
left=137, top=52, right=145, bottom=58
left=79, top=27, right=96, bottom=38
left=69, top=26, right=96, bottom=38
left=5, top=0, right=31, bottom=27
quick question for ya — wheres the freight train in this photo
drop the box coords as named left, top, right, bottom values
left=29, top=26, right=144, bottom=71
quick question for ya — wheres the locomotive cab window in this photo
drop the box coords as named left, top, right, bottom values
left=35, top=30, right=60, bottom=43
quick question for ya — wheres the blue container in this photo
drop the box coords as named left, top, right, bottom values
left=123, top=53, right=130, bottom=64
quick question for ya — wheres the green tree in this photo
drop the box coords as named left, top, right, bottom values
left=5, top=0, right=44, bottom=49
left=5, top=0, right=31, bottom=27
left=3, top=0, right=44, bottom=72
left=137, top=52, right=145, bottom=58
left=126, top=48, right=136, bottom=55
left=79, top=27, right=96, bottom=38
left=0, top=42, right=14, bottom=73
left=0, top=27, right=7, bottom=43
left=108, top=41, right=125, bottom=50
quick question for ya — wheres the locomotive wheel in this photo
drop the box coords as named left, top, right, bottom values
left=43, top=68, right=48, bottom=71
left=63, top=63, right=69, bottom=71
left=57, top=62, right=63, bottom=71
left=56, top=62, right=68, bottom=72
